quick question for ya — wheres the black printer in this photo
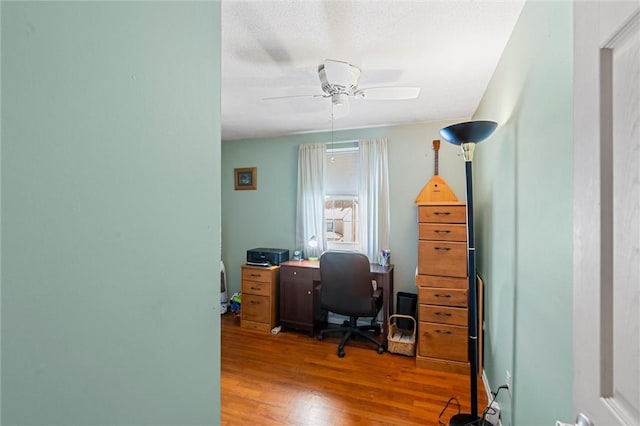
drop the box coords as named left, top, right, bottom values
left=246, top=248, right=289, bottom=266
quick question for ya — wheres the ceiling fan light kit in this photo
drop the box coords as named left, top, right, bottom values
left=331, top=93, right=349, bottom=106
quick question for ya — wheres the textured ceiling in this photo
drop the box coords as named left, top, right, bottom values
left=222, top=0, right=525, bottom=141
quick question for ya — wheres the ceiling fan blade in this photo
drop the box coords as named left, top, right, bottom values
left=262, top=94, right=328, bottom=101
left=354, top=86, right=421, bottom=100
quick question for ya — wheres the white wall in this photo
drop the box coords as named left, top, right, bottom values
left=1, top=3, right=221, bottom=424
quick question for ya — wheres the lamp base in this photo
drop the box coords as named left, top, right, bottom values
left=449, top=413, right=495, bottom=426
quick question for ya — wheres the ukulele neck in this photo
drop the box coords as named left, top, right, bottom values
left=433, top=139, right=441, bottom=176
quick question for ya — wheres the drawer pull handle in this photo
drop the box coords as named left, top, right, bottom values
left=250, top=287, right=260, bottom=291
left=250, top=300, right=260, bottom=305
left=250, top=273, right=260, bottom=277
left=434, top=247, right=451, bottom=252
left=435, top=312, right=452, bottom=317
left=435, top=330, right=452, bottom=334
left=434, top=230, right=451, bottom=234
left=434, top=294, right=451, bottom=298
left=434, top=212, right=451, bottom=216
left=293, top=271, right=297, bottom=275
left=307, top=291, right=312, bottom=295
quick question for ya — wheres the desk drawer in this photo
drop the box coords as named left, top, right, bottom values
left=418, top=205, right=466, bottom=224
left=242, top=280, right=271, bottom=297
left=241, top=294, right=270, bottom=323
left=418, top=322, right=467, bottom=362
left=419, top=223, right=467, bottom=242
left=419, top=305, right=467, bottom=326
left=418, top=241, right=467, bottom=277
left=418, top=287, right=467, bottom=307
left=242, top=267, right=272, bottom=283
left=280, top=265, right=314, bottom=282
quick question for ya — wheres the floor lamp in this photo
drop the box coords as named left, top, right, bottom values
left=439, top=120, right=497, bottom=426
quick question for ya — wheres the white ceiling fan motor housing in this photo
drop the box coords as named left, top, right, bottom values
left=318, top=60, right=361, bottom=96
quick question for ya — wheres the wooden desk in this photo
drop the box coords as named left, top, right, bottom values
left=279, top=259, right=394, bottom=348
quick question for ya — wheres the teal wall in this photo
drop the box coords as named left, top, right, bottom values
left=474, top=1, right=573, bottom=425
left=1, top=2, right=221, bottom=424
left=221, top=120, right=468, bottom=300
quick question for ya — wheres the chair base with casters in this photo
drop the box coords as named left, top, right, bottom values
left=317, top=250, right=385, bottom=358
left=318, top=316, right=384, bottom=358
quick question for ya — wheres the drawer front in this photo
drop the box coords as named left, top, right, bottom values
left=242, top=280, right=271, bottom=297
left=419, top=223, right=467, bottom=242
left=242, top=267, right=272, bottom=283
left=418, top=241, right=467, bottom=277
left=418, top=322, right=468, bottom=361
left=419, top=305, right=467, bottom=326
left=280, top=265, right=314, bottom=282
left=241, top=294, right=270, bottom=323
left=418, top=287, right=467, bottom=307
left=415, top=275, right=468, bottom=289
left=418, top=205, right=466, bottom=224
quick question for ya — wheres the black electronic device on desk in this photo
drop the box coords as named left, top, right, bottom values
left=246, top=248, right=289, bottom=267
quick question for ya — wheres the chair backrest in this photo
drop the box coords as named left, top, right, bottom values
left=319, top=251, right=377, bottom=317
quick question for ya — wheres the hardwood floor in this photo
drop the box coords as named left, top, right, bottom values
left=221, top=313, right=487, bottom=425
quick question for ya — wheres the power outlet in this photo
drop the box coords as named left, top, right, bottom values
left=485, top=400, right=501, bottom=425
left=505, top=370, right=512, bottom=394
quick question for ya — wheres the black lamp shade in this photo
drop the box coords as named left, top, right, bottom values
left=440, top=120, right=497, bottom=145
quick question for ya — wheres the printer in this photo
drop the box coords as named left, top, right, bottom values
left=246, top=248, right=289, bottom=266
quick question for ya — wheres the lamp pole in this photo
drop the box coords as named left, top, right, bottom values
left=440, top=121, right=497, bottom=426
left=462, top=142, right=480, bottom=419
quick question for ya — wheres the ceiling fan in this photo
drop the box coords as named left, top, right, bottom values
left=264, top=59, right=421, bottom=113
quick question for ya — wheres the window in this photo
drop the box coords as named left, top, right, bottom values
left=325, top=197, right=357, bottom=242
left=296, top=138, right=389, bottom=261
left=324, top=143, right=359, bottom=251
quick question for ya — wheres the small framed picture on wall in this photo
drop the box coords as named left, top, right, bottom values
left=234, top=167, right=257, bottom=190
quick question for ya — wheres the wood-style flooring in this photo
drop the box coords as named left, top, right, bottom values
left=221, top=313, right=487, bottom=425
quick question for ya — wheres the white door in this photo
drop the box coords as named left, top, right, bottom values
left=574, top=1, right=640, bottom=425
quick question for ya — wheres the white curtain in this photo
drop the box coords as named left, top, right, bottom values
left=358, top=138, right=390, bottom=261
left=295, top=143, right=326, bottom=258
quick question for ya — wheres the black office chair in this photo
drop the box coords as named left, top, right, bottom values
left=317, top=251, right=384, bottom=357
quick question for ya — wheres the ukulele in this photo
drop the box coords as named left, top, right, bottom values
left=414, top=139, right=458, bottom=203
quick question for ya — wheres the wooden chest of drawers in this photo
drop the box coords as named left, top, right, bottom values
left=415, top=202, right=471, bottom=374
left=241, top=264, right=279, bottom=332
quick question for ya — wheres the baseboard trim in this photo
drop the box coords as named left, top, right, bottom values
left=482, top=369, right=492, bottom=404
left=326, top=312, right=383, bottom=326
left=481, top=370, right=503, bottom=426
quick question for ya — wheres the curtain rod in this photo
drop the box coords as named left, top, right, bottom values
left=326, top=139, right=359, bottom=145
